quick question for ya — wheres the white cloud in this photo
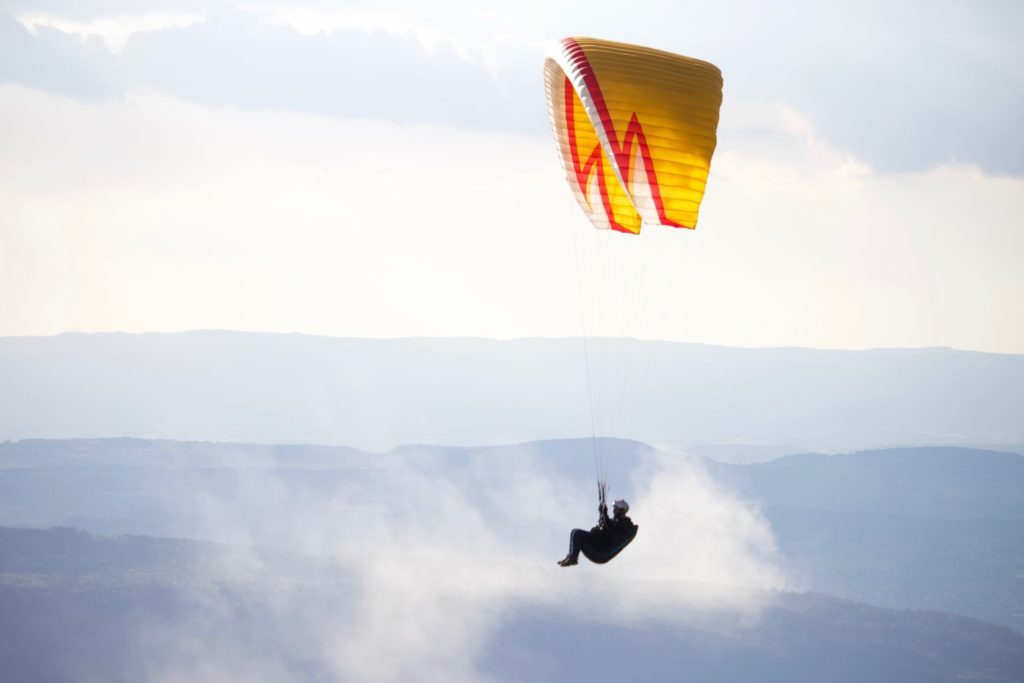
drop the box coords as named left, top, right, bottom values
left=244, top=4, right=475, bottom=61
left=170, top=443, right=781, bottom=681
left=6, top=1, right=1021, bottom=174
left=17, top=11, right=205, bottom=51
left=241, top=1, right=550, bottom=98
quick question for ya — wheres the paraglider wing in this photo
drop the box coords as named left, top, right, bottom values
left=544, top=37, right=724, bottom=234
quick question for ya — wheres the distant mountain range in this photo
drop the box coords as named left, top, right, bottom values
left=2, top=331, right=1022, bottom=457
left=710, top=447, right=1024, bottom=630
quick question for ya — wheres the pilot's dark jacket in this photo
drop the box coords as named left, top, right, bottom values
left=563, top=508, right=638, bottom=564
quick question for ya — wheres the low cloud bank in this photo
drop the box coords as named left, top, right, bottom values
left=147, top=444, right=783, bottom=681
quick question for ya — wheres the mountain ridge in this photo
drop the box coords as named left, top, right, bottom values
left=2, top=332, right=1022, bottom=456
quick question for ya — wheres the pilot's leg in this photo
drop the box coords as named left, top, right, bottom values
left=558, top=528, right=594, bottom=566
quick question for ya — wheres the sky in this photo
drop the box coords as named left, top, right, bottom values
left=1, top=0, right=1022, bottom=352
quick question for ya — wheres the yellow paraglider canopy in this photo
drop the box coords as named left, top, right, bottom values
left=544, top=37, right=723, bottom=234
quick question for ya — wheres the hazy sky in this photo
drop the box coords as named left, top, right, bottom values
left=1, top=0, right=1022, bottom=351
